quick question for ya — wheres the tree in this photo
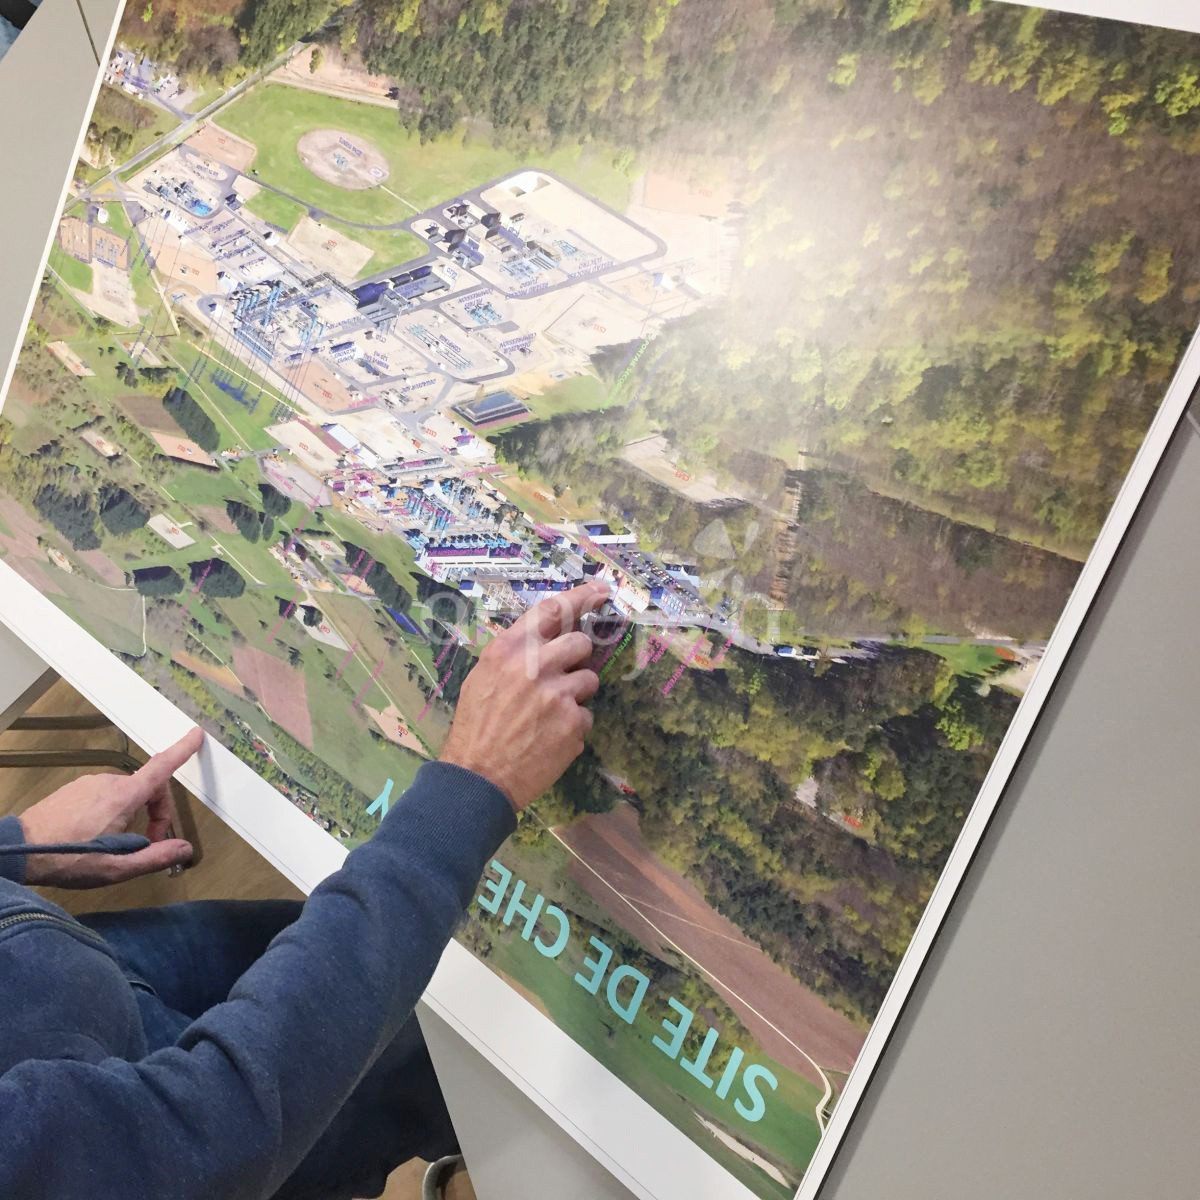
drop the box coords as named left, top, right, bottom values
left=132, top=565, right=183, bottom=596
left=342, top=541, right=413, bottom=611
left=258, top=482, right=291, bottom=517
left=226, top=499, right=264, bottom=543
left=188, top=558, right=245, bottom=598
left=34, top=485, right=100, bottom=550
left=98, top=485, right=149, bottom=536
left=241, top=0, right=343, bottom=68
left=162, top=387, right=219, bottom=453
left=1136, top=247, right=1173, bottom=305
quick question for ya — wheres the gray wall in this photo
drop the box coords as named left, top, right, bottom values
left=0, top=0, right=109, bottom=398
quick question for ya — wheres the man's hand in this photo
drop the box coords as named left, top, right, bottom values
left=441, top=581, right=609, bottom=812
left=18, top=728, right=203, bottom=888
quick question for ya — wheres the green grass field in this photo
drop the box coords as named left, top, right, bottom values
left=47, top=577, right=146, bottom=659
left=102, top=202, right=135, bottom=241
left=482, top=911, right=813, bottom=1200
left=321, top=220, right=428, bottom=281
left=186, top=81, right=225, bottom=115
left=473, top=833, right=822, bottom=1198
left=245, top=189, right=308, bottom=232
left=47, top=244, right=93, bottom=292
left=218, top=83, right=635, bottom=228
left=302, top=651, right=423, bottom=798
left=524, top=373, right=612, bottom=420
left=919, top=641, right=1005, bottom=677
left=166, top=330, right=300, bottom=426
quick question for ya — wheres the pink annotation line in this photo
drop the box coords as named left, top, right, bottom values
left=189, top=559, right=216, bottom=595
left=350, top=657, right=387, bottom=708
left=333, top=640, right=362, bottom=683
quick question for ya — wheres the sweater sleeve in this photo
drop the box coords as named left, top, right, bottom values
left=0, top=760, right=515, bottom=1200
left=0, top=815, right=27, bottom=884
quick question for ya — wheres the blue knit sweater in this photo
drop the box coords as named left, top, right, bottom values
left=0, top=761, right=514, bottom=1199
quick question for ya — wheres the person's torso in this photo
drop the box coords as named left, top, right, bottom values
left=0, top=878, right=147, bottom=1071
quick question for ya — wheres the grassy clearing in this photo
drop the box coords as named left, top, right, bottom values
left=919, top=641, right=1005, bottom=677
left=102, top=202, right=135, bottom=241
left=165, top=332, right=299, bottom=424
left=301, top=652, right=423, bottom=801
left=476, top=833, right=820, bottom=1198
left=524, top=373, right=612, bottom=420
left=47, top=244, right=93, bottom=292
left=480, top=899, right=811, bottom=1199
left=219, top=83, right=634, bottom=228
left=320, top=591, right=453, bottom=746
left=186, top=81, right=226, bottom=114
left=320, top=220, right=428, bottom=280
left=245, top=189, right=308, bottom=232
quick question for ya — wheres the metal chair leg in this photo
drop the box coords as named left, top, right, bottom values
left=0, top=750, right=141, bottom=773
left=1, top=714, right=134, bottom=771
left=8, top=716, right=117, bottom=731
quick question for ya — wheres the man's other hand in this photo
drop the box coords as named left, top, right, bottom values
left=440, top=581, right=609, bottom=812
left=18, top=728, right=203, bottom=888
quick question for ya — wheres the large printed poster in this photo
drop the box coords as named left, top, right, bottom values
left=2, top=1, right=1199, bottom=1194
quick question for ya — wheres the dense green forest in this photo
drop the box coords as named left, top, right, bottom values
left=163, top=387, right=220, bottom=453
left=536, top=641, right=1016, bottom=1022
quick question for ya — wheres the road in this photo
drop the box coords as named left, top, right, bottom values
left=633, top=609, right=1048, bottom=660
left=88, top=42, right=303, bottom=194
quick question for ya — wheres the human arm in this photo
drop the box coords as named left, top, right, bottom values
left=0, top=581, right=608, bottom=1200
left=0, top=762, right=514, bottom=1199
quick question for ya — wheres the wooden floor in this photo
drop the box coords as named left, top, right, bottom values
left=0, top=679, right=478, bottom=1200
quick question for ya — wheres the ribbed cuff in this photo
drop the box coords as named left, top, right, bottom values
left=0, top=815, right=28, bottom=885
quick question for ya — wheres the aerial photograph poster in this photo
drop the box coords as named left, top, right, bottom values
left=2, top=1, right=1200, bottom=1196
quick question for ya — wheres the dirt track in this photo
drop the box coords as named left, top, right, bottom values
left=558, top=804, right=866, bottom=1085
left=187, top=122, right=257, bottom=174
left=297, top=128, right=390, bottom=191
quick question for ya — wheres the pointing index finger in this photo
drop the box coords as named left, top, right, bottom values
left=124, top=728, right=204, bottom=809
